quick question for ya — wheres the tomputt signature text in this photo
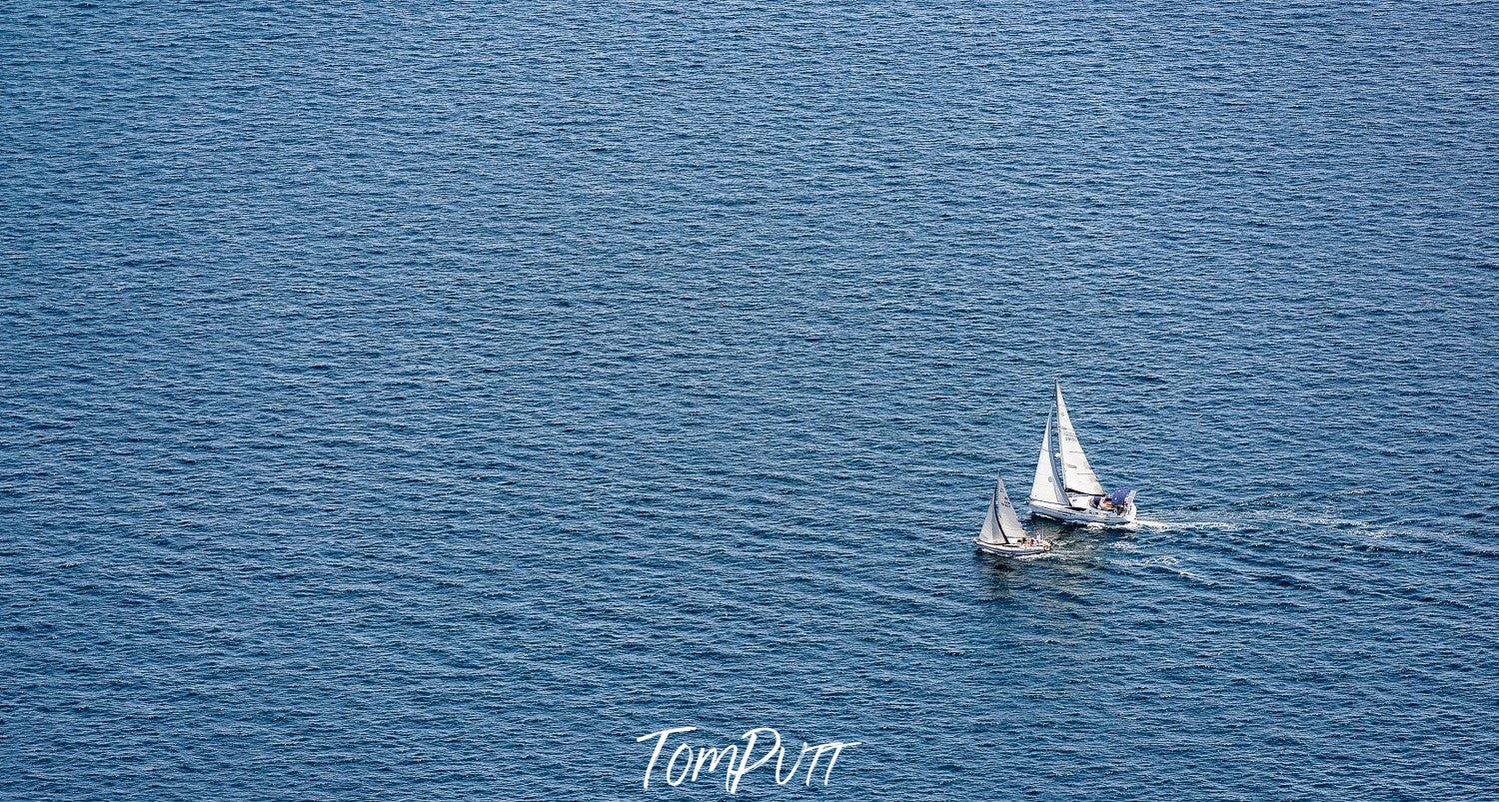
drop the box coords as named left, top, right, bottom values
left=636, top=726, right=861, bottom=794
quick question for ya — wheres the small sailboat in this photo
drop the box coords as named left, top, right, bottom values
left=1027, top=381, right=1138, bottom=527
left=975, top=470, right=1052, bottom=557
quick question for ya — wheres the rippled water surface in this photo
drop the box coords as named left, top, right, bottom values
left=3, top=2, right=1497, bottom=799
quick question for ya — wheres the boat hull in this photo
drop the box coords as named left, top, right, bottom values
left=1028, top=499, right=1136, bottom=527
left=974, top=537, right=1052, bottom=557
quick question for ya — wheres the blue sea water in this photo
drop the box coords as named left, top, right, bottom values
left=3, top=2, right=1497, bottom=799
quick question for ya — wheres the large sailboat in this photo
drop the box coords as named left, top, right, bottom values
left=975, top=470, right=1052, bottom=557
left=1027, top=382, right=1138, bottom=526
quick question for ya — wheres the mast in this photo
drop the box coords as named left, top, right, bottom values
left=1053, top=381, right=1106, bottom=496
left=980, top=472, right=1027, bottom=545
left=1028, top=411, right=1068, bottom=506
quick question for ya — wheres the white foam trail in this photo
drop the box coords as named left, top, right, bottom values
left=1236, top=511, right=1425, bottom=541
left=1133, top=518, right=1239, bottom=532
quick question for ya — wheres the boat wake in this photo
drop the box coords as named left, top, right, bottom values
left=1233, top=509, right=1426, bottom=540
left=1118, top=553, right=1218, bottom=586
left=1132, top=518, right=1240, bottom=532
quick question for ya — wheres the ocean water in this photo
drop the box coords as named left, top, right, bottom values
left=3, top=2, right=1497, bottom=799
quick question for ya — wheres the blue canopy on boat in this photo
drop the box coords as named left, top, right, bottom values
left=1108, top=486, right=1135, bottom=507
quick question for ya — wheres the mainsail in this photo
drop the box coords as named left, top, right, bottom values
left=1028, top=412, right=1068, bottom=506
left=1053, top=382, right=1106, bottom=497
left=979, top=471, right=1028, bottom=546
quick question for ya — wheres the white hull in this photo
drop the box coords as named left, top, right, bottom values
left=974, top=537, right=1052, bottom=557
left=1028, top=498, right=1136, bottom=527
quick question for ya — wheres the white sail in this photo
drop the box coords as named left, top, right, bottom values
left=1028, top=412, right=1068, bottom=506
left=979, top=472, right=1027, bottom=546
left=1053, top=382, right=1106, bottom=497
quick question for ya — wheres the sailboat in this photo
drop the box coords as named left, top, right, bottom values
left=1027, top=381, right=1138, bottom=526
left=975, top=470, right=1052, bottom=557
